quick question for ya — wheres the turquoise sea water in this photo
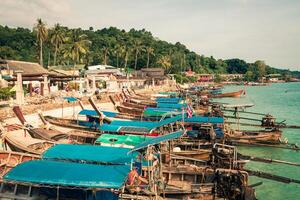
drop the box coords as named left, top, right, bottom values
left=219, top=82, right=300, bottom=200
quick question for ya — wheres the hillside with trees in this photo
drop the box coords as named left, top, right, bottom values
left=0, top=20, right=299, bottom=81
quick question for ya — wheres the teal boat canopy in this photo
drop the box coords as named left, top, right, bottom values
left=100, top=115, right=184, bottom=133
left=157, top=103, right=187, bottom=109
left=130, top=130, right=184, bottom=152
left=42, top=144, right=138, bottom=164
left=99, top=124, right=150, bottom=134
left=4, top=160, right=130, bottom=189
left=78, top=109, right=118, bottom=118
left=63, top=97, right=78, bottom=102
left=185, top=116, right=224, bottom=124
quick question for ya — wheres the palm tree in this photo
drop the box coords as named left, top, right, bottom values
left=146, top=47, right=155, bottom=68
left=132, top=40, right=145, bottom=70
left=120, top=45, right=129, bottom=69
left=157, top=55, right=172, bottom=73
left=62, top=30, right=91, bottom=71
left=34, top=18, right=48, bottom=67
left=50, top=23, right=64, bottom=66
left=113, top=45, right=123, bottom=67
left=101, top=47, right=110, bottom=65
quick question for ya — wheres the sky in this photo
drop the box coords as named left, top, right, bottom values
left=0, top=0, right=299, bottom=70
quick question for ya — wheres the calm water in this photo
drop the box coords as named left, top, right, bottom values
left=220, top=82, right=300, bottom=200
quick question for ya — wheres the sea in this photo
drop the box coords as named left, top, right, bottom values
left=219, top=82, right=300, bottom=200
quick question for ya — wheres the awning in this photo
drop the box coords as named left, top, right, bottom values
left=130, top=130, right=184, bottom=152
left=63, top=97, right=78, bottom=102
left=99, top=124, right=150, bottom=134
left=156, top=97, right=182, bottom=104
left=4, top=160, right=130, bottom=189
left=185, top=116, right=224, bottom=124
left=157, top=103, right=187, bottom=109
left=78, top=109, right=118, bottom=118
left=96, top=134, right=152, bottom=148
left=42, top=144, right=138, bottom=164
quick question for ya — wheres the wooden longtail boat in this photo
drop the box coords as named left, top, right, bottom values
left=162, top=165, right=255, bottom=199
left=13, top=106, right=97, bottom=144
left=228, top=128, right=282, bottom=144
left=0, top=151, right=39, bottom=178
left=109, top=95, right=144, bottom=115
left=211, top=89, right=245, bottom=98
left=2, top=131, right=54, bottom=155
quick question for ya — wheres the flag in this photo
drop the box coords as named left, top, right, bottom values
left=186, top=104, right=193, bottom=118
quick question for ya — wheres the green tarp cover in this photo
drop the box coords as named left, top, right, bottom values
left=4, top=160, right=130, bottom=189
left=130, top=130, right=184, bottom=152
left=96, top=134, right=152, bottom=147
left=43, top=144, right=137, bottom=164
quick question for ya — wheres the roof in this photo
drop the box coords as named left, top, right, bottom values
left=156, top=97, right=182, bottom=103
left=130, top=130, right=184, bottom=152
left=1, top=60, right=49, bottom=76
left=141, top=68, right=164, bottom=72
left=42, top=144, right=137, bottom=164
left=78, top=109, right=118, bottom=118
left=157, top=103, right=187, bottom=109
left=99, top=124, right=150, bottom=134
left=4, top=160, right=130, bottom=189
left=96, top=134, right=152, bottom=148
left=63, top=96, right=78, bottom=102
left=185, top=116, right=224, bottom=124
left=49, top=69, right=79, bottom=77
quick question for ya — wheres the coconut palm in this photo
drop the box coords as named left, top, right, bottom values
left=132, top=40, right=145, bottom=70
left=50, top=23, right=65, bottom=66
left=101, top=47, right=110, bottom=65
left=157, top=55, right=172, bottom=73
left=120, top=45, right=129, bottom=69
left=33, top=18, right=48, bottom=67
left=146, top=47, right=155, bottom=68
left=62, top=30, right=91, bottom=69
left=113, top=45, right=123, bottom=67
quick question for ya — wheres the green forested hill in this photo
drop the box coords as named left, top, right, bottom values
left=0, top=24, right=298, bottom=80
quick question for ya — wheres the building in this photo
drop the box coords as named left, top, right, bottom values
left=220, top=74, right=244, bottom=81
left=85, top=65, right=124, bottom=82
left=197, top=74, right=214, bottom=82
left=139, top=68, right=164, bottom=77
left=0, top=60, right=49, bottom=78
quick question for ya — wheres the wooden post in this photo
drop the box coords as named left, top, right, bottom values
left=15, top=70, right=24, bottom=105
left=29, top=82, right=33, bottom=96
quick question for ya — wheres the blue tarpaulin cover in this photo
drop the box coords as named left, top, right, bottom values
left=185, top=116, right=224, bottom=124
left=156, top=97, right=182, bottom=103
left=63, top=97, right=78, bottom=102
left=78, top=109, right=117, bottom=118
left=99, top=124, right=150, bottom=134
left=4, top=160, right=130, bottom=189
left=43, top=144, right=137, bottom=164
left=130, top=130, right=184, bottom=152
left=157, top=103, right=187, bottom=109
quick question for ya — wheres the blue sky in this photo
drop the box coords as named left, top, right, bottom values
left=0, top=0, right=299, bottom=70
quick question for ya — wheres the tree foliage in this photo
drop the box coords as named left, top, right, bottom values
left=0, top=23, right=299, bottom=80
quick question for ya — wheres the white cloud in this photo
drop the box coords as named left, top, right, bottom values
left=0, top=0, right=75, bottom=28
left=0, top=0, right=299, bottom=69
